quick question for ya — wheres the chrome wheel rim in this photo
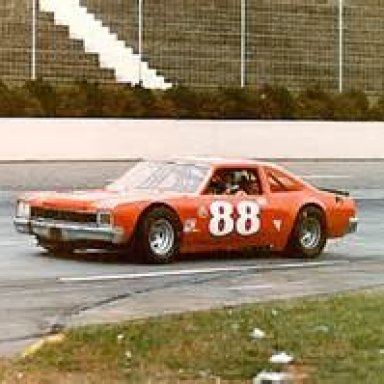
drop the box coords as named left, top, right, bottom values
left=299, top=216, right=321, bottom=249
left=148, top=219, right=175, bottom=256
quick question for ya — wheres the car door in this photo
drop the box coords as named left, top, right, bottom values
left=195, top=167, right=271, bottom=252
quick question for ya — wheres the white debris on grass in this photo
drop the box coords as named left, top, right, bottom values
left=125, top=350, right=132, bottom=359
left=314, top=325, right=329, bottom=333
left=253, top=370, right=293, bottom=384
left=271, top=309, right=279, bottom=317
left=269, top=352, right=294, bottom=364
left=379, top=349, right=384, bottom=354
left=117, top=333, right=125, bottom=343
left=250, top=327, right=266, bottom=339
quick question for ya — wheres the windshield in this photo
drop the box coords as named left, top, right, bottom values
left=107, top=161, right=209, bottom=193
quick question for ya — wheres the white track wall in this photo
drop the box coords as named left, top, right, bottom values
left=0, top=119, right=383, bottom=161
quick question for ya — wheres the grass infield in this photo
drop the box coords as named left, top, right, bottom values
left=2, top=289, right=384, bottom=383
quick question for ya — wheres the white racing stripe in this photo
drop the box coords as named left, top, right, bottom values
left=59, top=260, right=346, bottom=283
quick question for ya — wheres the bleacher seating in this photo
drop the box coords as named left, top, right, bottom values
left=1, top=0, right=384, bottom=95
left=0, top=1, right=115, bottom=85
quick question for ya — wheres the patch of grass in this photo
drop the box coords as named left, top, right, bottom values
left=3, top=289, right=384, bottom=383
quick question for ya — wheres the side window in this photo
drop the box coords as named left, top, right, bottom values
left=205, top=168, right=262, bottom=195
left=237, top=169, right=262, bottom=195
left=266, top=167, right=302, bottom=193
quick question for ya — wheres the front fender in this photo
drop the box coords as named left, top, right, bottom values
left=112, top=201, right=151, bottom=243
left=112, top=200, right=181, bottom=243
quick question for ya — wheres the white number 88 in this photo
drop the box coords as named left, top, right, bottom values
left=209, top=201, right=260, bottom=237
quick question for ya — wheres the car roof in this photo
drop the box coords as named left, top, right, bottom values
left=167, top=156, right=277, bottom=169
left=167, top=157, right=305, bottom=185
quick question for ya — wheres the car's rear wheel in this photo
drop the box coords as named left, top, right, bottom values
left=135, top=206, right=181, bottom=264
left=286, top=206, right=326, bottom=258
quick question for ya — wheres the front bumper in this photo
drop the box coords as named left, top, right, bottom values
left=346, top=217, right=358, bottom=234
left=14, top=217, right=124, bottom=244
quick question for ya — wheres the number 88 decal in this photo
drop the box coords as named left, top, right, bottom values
left=209, top=201, right=261, bottom=237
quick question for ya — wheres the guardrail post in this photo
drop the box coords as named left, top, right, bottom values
left=240, top=0, right=246, bottom=88
left=31, top=0, right=37, bottom=80
left=338, top=0, right=344, bottom=93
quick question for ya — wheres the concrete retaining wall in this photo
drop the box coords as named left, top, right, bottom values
left=1, top=119, right=383, bottom=160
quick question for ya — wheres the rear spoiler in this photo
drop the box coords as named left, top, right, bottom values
left=319, top=188, right=350, bottom=197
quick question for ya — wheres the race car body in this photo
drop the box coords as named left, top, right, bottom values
left=14, top=159, right=358, bottom=263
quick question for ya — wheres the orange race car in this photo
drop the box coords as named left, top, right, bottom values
left=14, top=158, right=357, bottom=263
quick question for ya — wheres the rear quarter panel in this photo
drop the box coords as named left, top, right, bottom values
left=295, top=189, right=357, bottom=239
left=270, top=189, right=357, bottom=247
left=321, top=193, right=357, bottom=238
left=262, top=190, right=327, bottom=251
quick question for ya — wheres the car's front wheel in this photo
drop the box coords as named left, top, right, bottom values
left=286, top=206, right=326, bottom=258
left=136, top=206, right=181, bottom=264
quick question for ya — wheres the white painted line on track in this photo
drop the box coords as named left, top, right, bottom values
left=228, top=284, right=274, bottom=291
left=59, top=260, right=347, bottom=283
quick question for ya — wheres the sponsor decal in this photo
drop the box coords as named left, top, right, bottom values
left=184, top=218, right=198, bottom=233
left=273, top=219, right=282, bottom=232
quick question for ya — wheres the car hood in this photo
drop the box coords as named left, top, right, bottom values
left=21, top=189, right=181, bottom=211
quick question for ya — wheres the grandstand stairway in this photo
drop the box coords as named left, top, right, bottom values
left=39, top=0, right=171, bottom=89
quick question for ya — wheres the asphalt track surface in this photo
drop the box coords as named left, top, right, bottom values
left=0, top=160, right=384, bottom=356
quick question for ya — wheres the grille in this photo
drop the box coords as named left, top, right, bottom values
left=31, top=207, right=97, bottom=224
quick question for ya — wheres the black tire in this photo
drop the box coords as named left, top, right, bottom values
left=135, top=206, right=181, bottom=264
left=286, top=206, right=326, bottom=258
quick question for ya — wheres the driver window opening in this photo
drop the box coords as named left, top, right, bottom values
left=205, top=169, right=261, bottom=195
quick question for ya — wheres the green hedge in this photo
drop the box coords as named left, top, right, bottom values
left=1, top=79, right=383, bottom=120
